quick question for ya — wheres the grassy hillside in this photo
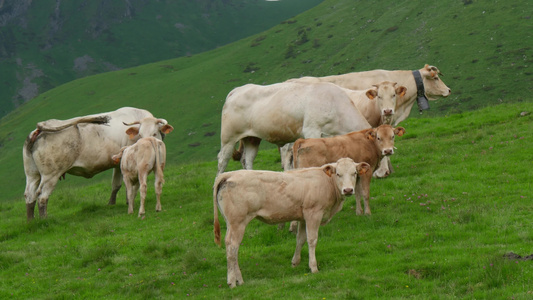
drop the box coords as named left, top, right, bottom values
left=1, top=102, right=531, bottom=298
left=0, top=0, right=532, bottom=201
left=0, top=0, right=323, bottom=117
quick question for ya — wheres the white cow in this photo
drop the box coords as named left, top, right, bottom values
left=217, top=81, right=371, bottom=174
left=111, top=137, right=167, bottom=217
left=290, top=64, right=451, bottom=124
left=214, top=158, right=371, bottom=288
left=23, top=107, right=173, bottom=220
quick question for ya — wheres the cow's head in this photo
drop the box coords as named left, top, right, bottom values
left=365, top=81, right=407, bottom=122
left=366, top=124, right=405, bottom=156
left=124, top=117, right=174, bottom=141
left=323, top=158, right=370, bottom=196
left=419, top=64, right=451, bottom=100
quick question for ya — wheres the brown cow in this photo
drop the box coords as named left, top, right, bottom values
left=112, top=137, right=167, bottom=217
left=213, top=158, right=370, bottom=288
left=293, top=125, right=405, bottom=216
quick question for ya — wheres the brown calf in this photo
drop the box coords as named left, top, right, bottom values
left=293, top=124, right=405, bottom=216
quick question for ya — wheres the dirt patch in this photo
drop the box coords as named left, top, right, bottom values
left=503, top=252, right=533, bottom=261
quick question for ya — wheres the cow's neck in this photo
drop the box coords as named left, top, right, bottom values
left=393, top=70, right=421, bottom=126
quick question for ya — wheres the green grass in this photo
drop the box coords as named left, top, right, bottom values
left=1, top=102, right=532, bottom=298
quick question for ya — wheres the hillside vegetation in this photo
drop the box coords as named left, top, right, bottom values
left=0, top=0, right=532, bottom=202
left=0, top=0, right=322, bottom=117
left=1, top=101, right=531, bottom=298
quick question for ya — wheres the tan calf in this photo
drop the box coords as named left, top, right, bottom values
left=213, top=158, right=370, bottom=288
left=293, top=125, right=405, bottom=216
left=112, top=137, right=167, bottom=217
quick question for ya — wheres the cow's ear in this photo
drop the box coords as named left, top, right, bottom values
left=394, top=127, right=406, bottom=137
left=366, top=129, right=376, bottom=140
left=160, top=124, right=174, bottom=134
left=424, top=64, right=430, bottom=70
left=323, top=165, right=335, bottom=177
left=356, top=162, right=371, bottom=175
left=366, top=89, right=378, bottom=100
left=396, top=86, right=407, bottom=97
left=126, top=127, right=139, bottom=139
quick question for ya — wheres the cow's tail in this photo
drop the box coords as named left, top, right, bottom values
left=151, top=139, right=166, bottom=185
left=213, top=176, right=227, bottom=247
left=36, top=115, right=110, bottom=132
left=292, top=138, right=304, bottom=169
left=231, top=140, right=244, bottom=161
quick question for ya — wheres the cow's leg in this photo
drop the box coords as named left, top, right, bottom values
left=305, top=217, right=322, bottom=273
left=360, top=172, right=372, bottom=215
left=154, top=173, right=163, bottom=213
left=124, top=179, right=138, bottom=215
left=225, top=222, right=246, bottom=288
left=35, top=175, right=61, bottom=219
left=108, top=168, right=122, bottom=205
left=291, top=221, right=307, bottom=267
left=217, top=143, right=235, bottom=174
left=354, top=178, right=364, bottom=215
left=289, top=221, right=298, bottom=233
left=279, top=143, right=294, bottom=171
left=24, top=174, right=40, bottom=221
left=241, top=137, right=261, bottom=170
left=138, top=173, right=148, bottom=218
left=373, top=156, right=391, bottom=178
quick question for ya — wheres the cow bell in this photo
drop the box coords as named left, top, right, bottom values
left=417, top=96, right=430, bottom=112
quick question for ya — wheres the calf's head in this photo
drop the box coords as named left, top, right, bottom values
left=366, top=125, right=406, bottom=156
left=124, top=117, right=174, bottom=140
left=323, top=158, right=371, bottom=196
left=365, top=81, right=407, bottom=121
left=419, top=64, right=451, bottom=100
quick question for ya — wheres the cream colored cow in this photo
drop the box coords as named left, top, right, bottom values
left=23, top=107, right=173, bottom=221
left=217, top=81, right=371, bottom=174
left=112, top=137, right=167, bottom=217
left=214, top=158, right=370, bottom=288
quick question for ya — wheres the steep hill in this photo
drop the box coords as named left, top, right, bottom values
left=0, top=0, right=532, bottom=201
left=0, top=0, right=323, bottom=117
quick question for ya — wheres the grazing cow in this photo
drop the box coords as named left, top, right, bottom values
left=290, top=64, right=451, bottom=125
left=111, top=137, right=167, bottom=217
left=217, top=81, right=371, bottom=174
left=213, top=158, right=371, bottom=288
left=23, top=107, right=173, bottom=221
left=293, top=125, right=406, bottom=216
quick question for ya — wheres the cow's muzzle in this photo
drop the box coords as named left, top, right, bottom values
left=342, top=188, right=354, bottom=195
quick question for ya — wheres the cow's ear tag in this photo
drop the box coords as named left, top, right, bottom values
left=366, top=130, right=375, bottom=140
left=357, top=163, right=370, bottom=175
left=395, top=127, right=406, bottom=137
left=161, top=124, right=174, bottom=134
left=323, top=165, right=335, bottom=177
left=126, top=127, right=139, bottom=139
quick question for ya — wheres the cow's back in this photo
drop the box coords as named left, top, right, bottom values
left=295, top=131, right=379, bottom=170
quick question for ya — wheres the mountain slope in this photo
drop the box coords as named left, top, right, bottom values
left=0, top=0, right=532, bottom=201
left=0, top=0, right=323, bottom=117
